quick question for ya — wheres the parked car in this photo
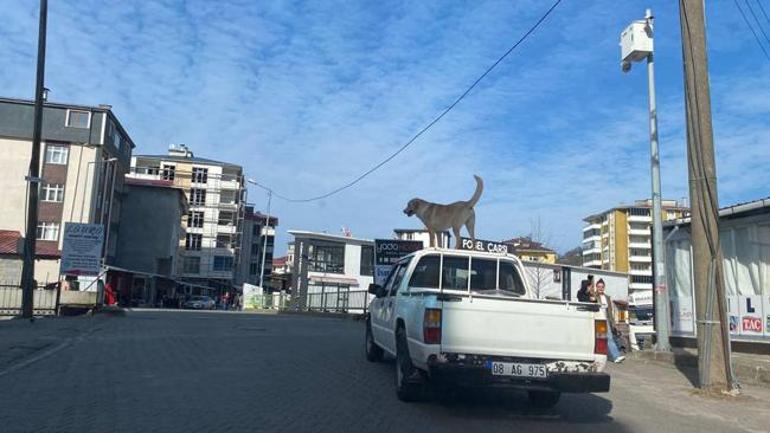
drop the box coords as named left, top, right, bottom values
left=183, top=296, right=216, bottom=310
left=365, top=248, right=611, bottom=407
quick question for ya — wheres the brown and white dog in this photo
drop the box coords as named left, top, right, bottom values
left=403, top=175, right=483, bottom=249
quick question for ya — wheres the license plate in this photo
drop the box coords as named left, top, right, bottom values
left=488, top=362, right=547, bottom=378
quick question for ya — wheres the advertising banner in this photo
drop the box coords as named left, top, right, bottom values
left=738, top=295, right=764, bottom=336
left=670, top=297, right=695, bottom=334
left=242, top=283, right=263, bottom=310
left=459, top=237, right=509, bottom=255
left=727, top=295, right=741, bottom=335
left=60, top=223, right=104, bottom=276
left=373, top=239, right=423, bottom=286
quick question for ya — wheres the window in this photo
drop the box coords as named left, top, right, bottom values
left=498, top=261, right=526, bottom=295
left=409, top=255, right=439, bottom=288
left=442, top=256, right=470, bottom=291
left=44, top=145, right=68, bottom=164
left=36, top=222, right=60, bottom=241
left=630, top=248, right=650, bottom=257
left=220, top=190, right=237, bottom=204
left=631, top=275, right=654, bottom=284
left=583, top=228, right=601, bottom=239
left=360, top=245, right=374, bottom=276
left=629, top=208, right=651, bottom=216
left=213, top=256, right=234, bottom=272
left=470, top=258, right=497, bottom=291
left=183, top=257, right=200, bottom=274
left=66, top=110, right=90, bottom=128
left=185, top=233, right=202, bottom=251
left=190, top=189, right=206, bottom=206
left=387, top=263, right=409, bottom=296
left=631, top=263, right=650, bottom=271
left=192, top=167, right=208, bottom=184
left=629, top=235, right=649, bottom=244
left=162, top=165, right=176, bottom=181
left=250, top=262, right=259, bottom=276
left=187, top=211, right=204, bottom=228
left=629, top=222, right=649, bottom=232
left=218, top=211, right=234, bottom=226
left=308, top=242, right=345, bottom=274
left=216, top=234, right=232, bottom=249
left=42, top=184, right=64, bottom=202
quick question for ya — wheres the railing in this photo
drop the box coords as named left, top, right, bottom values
left=305, top=289, right=369, bottom=315
left=0, top=284, right=60, bottom=316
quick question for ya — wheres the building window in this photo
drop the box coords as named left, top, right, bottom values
left=631, top=275, right=654, bottom=284
left=360, top=245, right=374, bottom=276
left=250, top=262, right=259, bottom=276
left=183, top=257, right=200, bottom=274
left=185, top=233, right=202, bottom=251
left=187, top=211, right=204, bottom=228
left=44, top=145, right=68, bottom=165
left=629, top=208, right=651, bottom=216
left=583, top=228, right=601, bottom=239
left=42, top=184, right=64, bottom=202
left=36, top=222, right=60, bottom=241
left=220, top=190, right=237, bottom=205
left=162, top=165, right=176, bottom=181
left=308, top=242, right=345, bottom=274
left=218, top=211, right=234, bottom=226
left=192, top=167, right=208, bottom=184
left=66, top=110, right=90, bottom=128
left=630, top=248, right=650, bottom=257
left=213, top=256, right=234, bottom=272
left=216, top=234, right=232, bottom=249
left=631, top=263, right=650, bottom=271
left=190, top=188, right=206, bottom=206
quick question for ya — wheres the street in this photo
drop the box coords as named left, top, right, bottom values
left=1, top=311, right=768, bottom=433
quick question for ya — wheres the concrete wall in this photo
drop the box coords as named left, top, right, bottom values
left=0, top=101, right=105, bottom=145
left=0, top=138, right=33, bottom=232
left=116, top=185, right=184, bottom=276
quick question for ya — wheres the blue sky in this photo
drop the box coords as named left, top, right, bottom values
left=1, top=1, right=768, bottom=254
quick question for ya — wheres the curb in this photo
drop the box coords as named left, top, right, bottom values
left=631, top=349, right=770, bottom=387
left=279, top=310, right=365, bottom=321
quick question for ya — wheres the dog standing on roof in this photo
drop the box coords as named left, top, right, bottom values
left=403, top=175, right=483, bottom=249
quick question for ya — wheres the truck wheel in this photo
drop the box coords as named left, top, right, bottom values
left=395, top=327, right=423, bottom=402
left=365, top=319, right=384, bottom=362
left=527, top=390, right=561, bottom=409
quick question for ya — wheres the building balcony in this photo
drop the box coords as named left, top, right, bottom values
left=629, top=228, right=650, bottom=236
left=629, top=242, right=651, bottom=249
left=582, top=246, right=601, bottom=255
left=628, top=214, right=652, bottom=223
left=629, top=255, right=652, bottom=263
left=583, top=223, right=601, bottom=232
left=583, top=259, right=602, bottom=268
left=582, top=235, right=600, bottom=244
left=629, top=282, right=653, bottom=290
left=629, top=268, right=652, bottom=276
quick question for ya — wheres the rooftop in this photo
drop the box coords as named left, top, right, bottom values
left=288, top=230, right=373, bottom=244
left=134, top=154, right=243, bottom=170
left=665, top=196, right=770, bottom=227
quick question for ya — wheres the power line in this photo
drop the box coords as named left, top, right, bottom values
left=734, top=0, right=770, bottom=60
left=744, top=0, right=770, bottom=47
left=250, top=0, right=565, bottom=203
left=755, top=0, right=770, bottom=28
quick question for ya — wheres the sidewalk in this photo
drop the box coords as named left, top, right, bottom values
left=631, top=347, right=770, bottom=387
left=0, top=315, right=107, bottom=375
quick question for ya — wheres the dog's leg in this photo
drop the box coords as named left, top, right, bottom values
left=452, top=226, right=462, bottom=249
left=428, top=230, right=436, bottom=248
left=466, top=212, right=476, bottom=245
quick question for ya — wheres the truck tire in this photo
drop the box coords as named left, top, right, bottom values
left=395, top=327, right=423, bottom=402
left=365, top=319, right=384, bottom=362
left=527, top=390, right=561, bottom=409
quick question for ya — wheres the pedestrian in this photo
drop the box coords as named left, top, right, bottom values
left=595, top=279, right=625, bottom=363
left=577, top=275, right=595, bottom=302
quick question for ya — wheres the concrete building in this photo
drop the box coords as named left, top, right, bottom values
left=393, top=228, right=451, bottom=248
left=664, top=196, right=770, bottom=347
left=503, top=236, right=558, bottom=264
left=289, top=230, right=374, bottom=309
left=128, top=145, right=246, bottom=293
left=237, top=206, right=278, bottom=288
left=111, top=177, right=188, bottom=306
left=582, top=199, right=689, bottom=294
left=0, top=97, right=134, bottom=284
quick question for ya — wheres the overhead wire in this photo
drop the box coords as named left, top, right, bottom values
left=734, top=0, right=770, bottom=60
left=744, top=0, right=770, bottom=47
left=249, top=0, right=565, bottom=202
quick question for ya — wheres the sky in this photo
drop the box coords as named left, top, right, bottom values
left=1, top=0, right=768, bottom=255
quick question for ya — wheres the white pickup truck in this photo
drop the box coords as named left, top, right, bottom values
left=365, top=248, right=611, bottom=407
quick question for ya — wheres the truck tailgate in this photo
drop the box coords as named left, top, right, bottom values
left=440, top=296, right=596, bottom=361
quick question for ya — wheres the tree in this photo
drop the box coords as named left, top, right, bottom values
left=522, top=217, right=554, bottom=299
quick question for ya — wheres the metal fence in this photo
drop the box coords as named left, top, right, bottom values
left=0, top=284, right=59, bottom=316
left=306, top=289, right=369, bottom=315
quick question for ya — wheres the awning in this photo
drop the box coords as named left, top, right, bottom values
left=309, top=275, right=360, bottom=286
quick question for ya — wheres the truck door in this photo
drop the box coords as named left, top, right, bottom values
left=380, top=263, right=409, bottom=355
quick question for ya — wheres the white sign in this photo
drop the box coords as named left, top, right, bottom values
left=739, top=295, right=763, bottom=336
left=242, top=283, right=263, bottom=310
left=60, top=223, right=104, bottom=276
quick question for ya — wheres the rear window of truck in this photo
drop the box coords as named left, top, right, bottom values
left=407, top=254, right=526, bottom=296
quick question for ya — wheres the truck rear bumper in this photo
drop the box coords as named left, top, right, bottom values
left=427, top=359, right=610, bottom=393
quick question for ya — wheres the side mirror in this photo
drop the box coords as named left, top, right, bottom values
left=368, top=283, right=382, bottom=296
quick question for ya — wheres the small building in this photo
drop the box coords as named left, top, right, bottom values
left=289, top=230, right=374, bottom=310
left=503, top=236, right=558, bottom=264
left=237, top=206, right=278, bottom=288
left=664, top=196, right=770, bottom=347
left=393, top=228, right=451, bottom=248
left=112, top=177, right=188, bottom=306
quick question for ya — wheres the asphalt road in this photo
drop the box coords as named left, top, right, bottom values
left=0, top=310, right=768, bottom=433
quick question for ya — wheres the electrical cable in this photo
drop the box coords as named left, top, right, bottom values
left=734, top=0, right=770, bottom=60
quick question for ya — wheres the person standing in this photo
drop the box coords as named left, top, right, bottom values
left=595, top=279, right=625, bottom=363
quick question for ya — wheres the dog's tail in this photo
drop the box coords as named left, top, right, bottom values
left=467, top=175, right=484, bottom=207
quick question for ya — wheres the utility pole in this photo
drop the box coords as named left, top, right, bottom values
left=20, top=0, right=48, bottom=319
left=620, top=9, right=670, bottom=351
left=259, top=190, right=272, bottom=289
left=678, top=0, right=736, bottom=392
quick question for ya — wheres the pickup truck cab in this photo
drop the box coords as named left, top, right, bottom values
left=365, top=248, right=611, bottom=407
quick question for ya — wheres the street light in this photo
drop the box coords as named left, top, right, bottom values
left=620, top=9, right=671, bottom=352
left=247, top=178, right=272, bottom=290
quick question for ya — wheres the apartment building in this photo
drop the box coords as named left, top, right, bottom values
left=237, top=206, right=278, bottom=287
left=128, top=144, right=246, bottom=292
left=0, top=97, right=134, bottom=283
left=582, top=199, right=688, bottom=293
left=503, top=236, right=558, bottom=264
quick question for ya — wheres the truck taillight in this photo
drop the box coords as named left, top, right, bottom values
left=423, top=309, right=442, bottom=344
left=594, top=320, right=608, bottom=355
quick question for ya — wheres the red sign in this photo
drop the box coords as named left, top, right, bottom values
left=742, top=317, right=762, bottom=333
